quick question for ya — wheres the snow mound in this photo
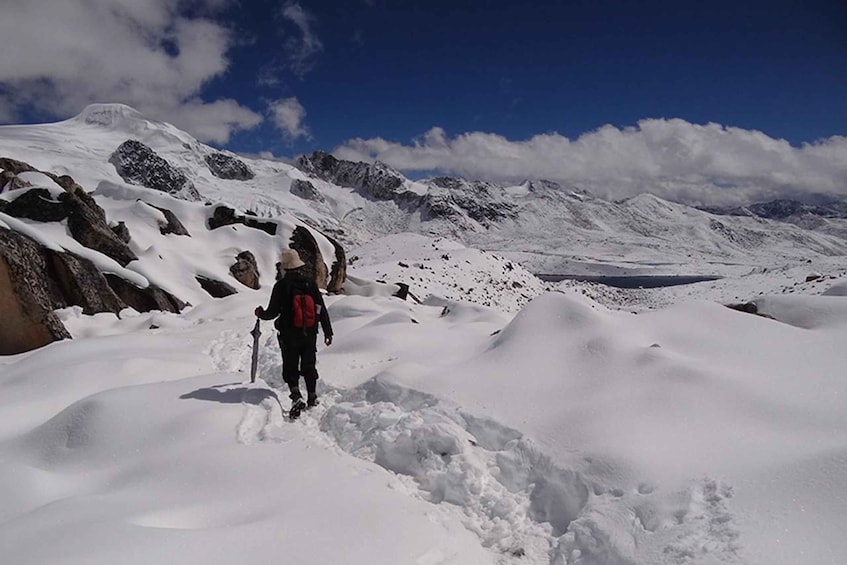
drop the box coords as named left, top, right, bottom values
left=753, top=295, right=847, bottom=329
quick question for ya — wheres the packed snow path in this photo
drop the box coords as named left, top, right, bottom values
left=208, top=328, right=742, bottom=565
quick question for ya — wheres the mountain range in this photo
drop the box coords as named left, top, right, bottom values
left=2, top=104, right=846, bottom=282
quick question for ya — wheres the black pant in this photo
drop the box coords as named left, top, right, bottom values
left=278, top=332, right=318, bottom=401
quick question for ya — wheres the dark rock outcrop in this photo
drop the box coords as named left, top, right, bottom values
left=0, top=228, right=72, bottom=354
left=0, top=157, right=37, bottom=176
left=196, top=276, right=238, bottom=298
left=426, top=177, right=519, bottom=225
left=290, top=226, right=328, bottom=290
left=204, top=152, right=255, bottom=180
left=106, top=275, right=187, bottom=313
left=49, top=252, right=125, bottom=315
left=147, top=202, right=190, bottom=236
left=230, top=251, right=260, bottom=289
left=111, top=221, right=131, bottom=243
left=110, top=140, right=201, bottom=201
left=325, top=234, right=347, bottom=293
left=2, top=179, right=138, bottom=267
left=63, top=189, right=138, bottom=267
left=290, top=178, right=325, bottom=202
left=4, top=188, right=68, bottom=222
left=295, top=151, right=404, bottom=201
left=208, top=205, right=277, bottom=236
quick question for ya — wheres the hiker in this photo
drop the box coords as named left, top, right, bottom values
left=255, top=249, right=333, bottom=419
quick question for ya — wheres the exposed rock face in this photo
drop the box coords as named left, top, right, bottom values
left=425, top=177, right=518, bottom=225
left=109, top=140, right=201, bottom=201
left=325, top=234, right=347, bottom=293
left=4, top=188, right=67, bottom=222
left=0, top=228, right=72, bottom=354
left=293, top=152, right=517, bottom=229
left=111, top=221, right=132, bottom=243
left=105, top=275, right=187, bottom=313
left=147, top=203, right=190, bottom=236
left=208, top=205, right=276, bottom=236
left=196, top=276, right=237, bottom=298
left=3, top=184, right=138, bottom=267
left=230, top=251, right=260, bottom=289
left=1, top=171, right=32, bottom=192
left=49, top=252, right=125, bottom=315
left=290, top=226, right=328, bottom=290
left=204, top=152, right=255, bottom=180
left=0, top=157, right=37, bottom=176
left=295, top=151, right=404, bottom=201
left=706, top=199, right=847, bottom=220
left=290, top=178, right=325, bottom=202
left=64, top=189, right=138, bottom=266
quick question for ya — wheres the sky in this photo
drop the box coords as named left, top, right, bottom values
left=1, top=0, right=846, bottom=203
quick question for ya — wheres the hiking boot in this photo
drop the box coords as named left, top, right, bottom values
left=289, top=399, right=306, bottom=420
left=307, top=396, right=319, bottom=409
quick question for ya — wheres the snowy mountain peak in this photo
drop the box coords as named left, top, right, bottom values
left=63, top=103, right=199, bottom=149
left=72, top=103, right=147, bottom=128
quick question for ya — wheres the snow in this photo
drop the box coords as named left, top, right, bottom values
left=2, top=105, right=847, bottom=564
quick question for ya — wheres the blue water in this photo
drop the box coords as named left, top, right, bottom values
left=537, top=274, right=722, bottom=288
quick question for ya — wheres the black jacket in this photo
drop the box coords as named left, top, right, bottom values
left=258, top=271, right=333, bottom=339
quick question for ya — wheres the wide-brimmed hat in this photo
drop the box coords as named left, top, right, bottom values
left=280, top=248, right=306, bottom=270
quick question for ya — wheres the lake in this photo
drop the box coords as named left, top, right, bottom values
left=536, top=274, right=722, bottom=288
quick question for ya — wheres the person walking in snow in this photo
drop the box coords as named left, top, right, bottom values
left=255, top=248, right=333, bottom=420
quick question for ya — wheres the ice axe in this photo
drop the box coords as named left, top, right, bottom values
left=249, top=318, right=261, bottom=383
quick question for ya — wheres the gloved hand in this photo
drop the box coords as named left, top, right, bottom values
left=324, top=335, right=333, bottom=346
left=254, top=306, right=263, bottom=318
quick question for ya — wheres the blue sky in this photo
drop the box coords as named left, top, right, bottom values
left=212, top=0, right=847, bottom=154
left=1, top=0, right=846, bottom=204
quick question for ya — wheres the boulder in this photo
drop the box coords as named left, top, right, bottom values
left=230, top=251, right=260, bottom=289
left=62, top=189, right=138, bottom=267
left=325, top=233, right=347, bottom=293
left=2, top=175, right=138, bottom=267
left=109, top=140, right=201, bottom=201
left=290, top=226, right=328, bottom=290
left=290, top=178, right=325, bottom=202
left=111, top=221, right=132, bottom=243
left=147, top=202, right=190, bottom=236
left=105, top=274, right=187, bottom=313
left=207, top=205, right=276, bottom=235
left=204, top=152, right=255, bottom=180
left=196, top=276, right=238, bottom=298
left=0, top=228, right=72, bottom=355
left=0, top=157, right=37, bottom=175
left=49, top=251, right=125, bottom=315
left=3, top=188, right=68, bottom=222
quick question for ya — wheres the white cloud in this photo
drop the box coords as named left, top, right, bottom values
left=334, top=121, right=847, bottom=206
left=281, top=2, right=323, bottom=78
left=268, top=97, right=310, bottom=141
left=0, top=0, right=262, bottom=143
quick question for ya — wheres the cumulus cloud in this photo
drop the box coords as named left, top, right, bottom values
left=268, top=97, right=310, bottom=141
left=0, top=0, right=262, bottom=143
left=334, top=121, right=847, bottom=206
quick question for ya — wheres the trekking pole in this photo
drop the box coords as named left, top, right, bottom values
left=249, top=318, right=261, bottom=383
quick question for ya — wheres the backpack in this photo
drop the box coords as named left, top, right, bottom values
left=291, top=287, right=317, bottom=329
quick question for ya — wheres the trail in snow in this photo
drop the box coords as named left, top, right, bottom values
left=205, top=328, right=742, bottom=565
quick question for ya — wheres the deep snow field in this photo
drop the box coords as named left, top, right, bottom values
left=2, top=105, right=847, bottom=564
left=2, top=235, right=847, bottom=564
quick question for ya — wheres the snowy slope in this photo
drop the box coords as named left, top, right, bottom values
left=2, top=268, right=847, bottom=564
left=3, top=105, right=847, bottom=565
